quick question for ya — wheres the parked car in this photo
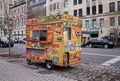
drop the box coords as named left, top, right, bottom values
left=0, top=36, right=14, bottom=47
left=81, top=42, right=86, bottom=47
left=86, top=37, right=114, bottom=48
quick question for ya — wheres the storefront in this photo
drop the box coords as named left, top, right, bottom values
left=82, top=31, right=99, bottom=42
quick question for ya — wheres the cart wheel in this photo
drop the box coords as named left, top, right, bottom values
left=27, top=59, right=31, bottom=65
left=46, top=61, right=54, bottom=70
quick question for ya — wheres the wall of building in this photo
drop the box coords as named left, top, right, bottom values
left=27, top=0, right=46, bottom=19
left=12, top=0, right=27, bottom=40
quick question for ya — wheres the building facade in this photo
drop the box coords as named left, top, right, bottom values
left=12, top=0, right=27, bottom=40
left=46, top=0, right=120, bottom=42
left=27, top=0, right=46, bottom=19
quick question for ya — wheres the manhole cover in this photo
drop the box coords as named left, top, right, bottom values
left=38, top=70, right=53, bottom=74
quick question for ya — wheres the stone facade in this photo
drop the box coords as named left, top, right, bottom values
left=12, top=0, right=27, bottom=40
left=27, top=0, right=46, bottom=19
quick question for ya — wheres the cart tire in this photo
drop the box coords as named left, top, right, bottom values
left=46, top=61, right=54, bottom=70
left=27, top=59, right=31, bottom=65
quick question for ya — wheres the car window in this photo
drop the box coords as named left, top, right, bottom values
left=98, top=39, right=102, bottom=42
left=103, top=38, right=109, bottom=42
left=1, top=37, right=8, bottom=40
left=89, top=38, right=97, bottom=42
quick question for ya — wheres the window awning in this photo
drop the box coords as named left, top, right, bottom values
left=82, top=31, right=99, bottom=34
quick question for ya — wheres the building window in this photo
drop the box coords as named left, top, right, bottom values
left=92, top=19, right=96, bottom=28
left=14, top=10, right=16, bottom=15
left=79, top=0, right=82, bottom=4
left=118, top=17, right=120, bottom=25
left=18, top=19, right=19, bottom=27
left=14, top=20, right=16, bottom=27
left=57, top=3, right=60, bottom=9
left=18, top=31, right=19, bottom=39
left=74, top=10, right=77, bottom=16
left=14, top=31, right=16, bottom=37
left=50, top=5, right=52, bottom=11
left=53, top=3, right=56, bottom=10
left=86, top=0, right=90, bottom=3
left=118, top=1, right=120, bottom=11
left=21, top=31, right=23, bottom=36
left=79, top=9, right=82, bottom=17
left=109, top=2, right=115, bottom=12
left=86, top=7, right=90, bottom=15
left=22, top=7, right=24, bottom=13
left=100, top=18, right=104, bottom=27
left=22, top=18, right=24, bottom=27
left=18, top=8, right=19, bottom=14
left=33, top=0, right=36, bottom=3
left=110, top=17, right=115, bottom=26
left=85, top=20, right=89, bottom=28
left=74, top=0, right=77, bottom=5
left=99, top=5, right=103, bottom=14
left=64, top=11, right=68, bottom=14
left=64, top=0, right=68, bottom=8
left=92, top=6, right=96, bottom=15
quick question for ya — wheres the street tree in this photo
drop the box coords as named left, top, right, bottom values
left=109, top=25, right=120, bottom=45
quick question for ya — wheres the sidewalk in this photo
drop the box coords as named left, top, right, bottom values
left=0, top=59, right=76, bottom=81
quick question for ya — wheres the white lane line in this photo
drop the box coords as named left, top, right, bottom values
left=82, top=52, right=117, bottom=57
left=101, top=56, right=120, bottom=66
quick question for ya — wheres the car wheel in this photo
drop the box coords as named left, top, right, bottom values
left=89, top=44, right=93, bottom=48
left=104, top=44, right=108, bottom=48
left=0, top=43, right=4, bottom=47
left=46, top=61, right=54, bottom=70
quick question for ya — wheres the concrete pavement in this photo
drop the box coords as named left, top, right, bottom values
left=0, top=59, right=76, bottom=81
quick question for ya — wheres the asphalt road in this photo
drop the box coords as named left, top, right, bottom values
left=0, top=44, right=120, bottom=68
left=82, top=47, right=120, bottom=68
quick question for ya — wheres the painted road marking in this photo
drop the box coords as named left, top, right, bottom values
left=101, top=56, right=120, bottom=66
left=82, top=52, right=120, bottom=66
left=82, top=52, right=117, bottom=57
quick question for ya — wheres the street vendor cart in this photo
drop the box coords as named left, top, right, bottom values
left=26, top=14, right=82, bottom=69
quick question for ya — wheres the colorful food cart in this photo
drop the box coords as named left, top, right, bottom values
left=26, top=14, right=82, bottom=69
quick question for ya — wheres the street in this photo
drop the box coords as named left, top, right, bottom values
left=82, top=47, right=120, bottom=68
left=0, top=44, right=120, bottom=81
left=0, top=44, right=120, bottom=68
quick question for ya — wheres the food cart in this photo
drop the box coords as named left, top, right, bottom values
left=26, top=14, right=82, bottom=69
